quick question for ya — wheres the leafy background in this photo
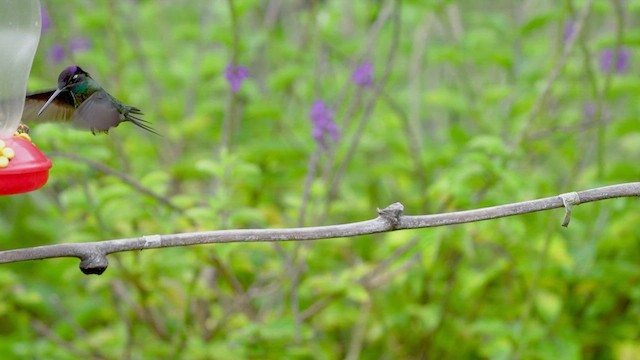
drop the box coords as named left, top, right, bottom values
left=1, top=0, right=640, bottom=358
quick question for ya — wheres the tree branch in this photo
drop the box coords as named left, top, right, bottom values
left=1, top=182, right=638, bottom=275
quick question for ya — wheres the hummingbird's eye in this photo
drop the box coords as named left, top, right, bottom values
left=72, top=74, right=79, bottom=80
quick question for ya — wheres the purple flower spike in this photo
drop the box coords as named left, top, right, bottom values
left=583, top=102, right=595, bottom=119
left=47, top=43, right=65, bottom=63
left=69, top=37, right=92, bottom=53
left=563, top=20, right=575, bottom=44
left=41, top=5, right=52, bottom=33
left=600, top=47, right=630, bottom=74
left=225, top=64, right=250, bottom=93
left=309, top=100, right=339, bottom=149
left=351, top=61, right=374, bottom=88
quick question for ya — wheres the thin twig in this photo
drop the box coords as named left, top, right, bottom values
left=207, top=254, right=258, bottom=320
left=221, top=0, right=240, bottom=151
left=50, top=152, right=184, bottom=214
left=300, top=294, right=337, bottom=322
left=300, top=238, right=421, bottom=322
left=513, top=0, right=594, bottom=147
left=344, top=299, right=372, bottom=360
left=323, top=0, right=401, bottom=220
left=359, top=237, right=420, bottom=288
left=31, top=319, right=108, bottom=360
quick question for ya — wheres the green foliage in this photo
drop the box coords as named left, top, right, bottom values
left=1, top=0, right=640, bottom=358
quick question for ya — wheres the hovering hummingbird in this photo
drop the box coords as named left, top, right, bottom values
left=22, top=65, right=157, bottom=135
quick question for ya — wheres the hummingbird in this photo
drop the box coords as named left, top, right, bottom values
left=22, top=65, right=157, bottom=135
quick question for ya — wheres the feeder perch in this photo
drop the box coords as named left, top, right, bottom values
left=0, top=0, right=52, bottom=195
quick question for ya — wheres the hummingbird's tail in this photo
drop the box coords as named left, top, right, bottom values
left=126, top=107, right=160, bottom=136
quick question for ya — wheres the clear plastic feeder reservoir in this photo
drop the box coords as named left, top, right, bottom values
left=0, top=0, right=52, bottom=195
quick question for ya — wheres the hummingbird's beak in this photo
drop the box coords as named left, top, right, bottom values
left=37, top=88, right=64, bottom=116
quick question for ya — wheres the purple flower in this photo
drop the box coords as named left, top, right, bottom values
left=583, top=102, right=595, bottom=119
left=69, top=37, right=92, bottom=53
left=47, top=43, right=65, bottom=63
left=563, top=20, right=575, bottom=44
left=600, top=47, right=630, bottom=74
left=41, top=5, right=51, bottom=33
left=224, top=64, right=250, bottom=93
left=309, top=100, right=339, bottom=149
left=351, top=61, right=374, bottom=88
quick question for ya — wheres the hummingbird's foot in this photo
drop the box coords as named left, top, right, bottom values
left=16, top=123, right=30, bottom=135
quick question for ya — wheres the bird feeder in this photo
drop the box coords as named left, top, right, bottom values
left=0, top=0, right=51, bottom=195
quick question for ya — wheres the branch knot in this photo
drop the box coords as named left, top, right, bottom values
left=377, top=202, right=404, bottom=229
left=79, top=248, right=108, bottom=275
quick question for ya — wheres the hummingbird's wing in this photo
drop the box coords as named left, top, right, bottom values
left=22, top=90, right=76, bottom=123
left=72, top=91, right=123, bottom=134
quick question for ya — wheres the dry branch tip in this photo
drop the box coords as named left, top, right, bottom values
left=558, top=192, right=581, bottom=227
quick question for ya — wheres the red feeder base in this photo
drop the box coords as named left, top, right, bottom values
left=0, top=137, right=52, bottom=195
